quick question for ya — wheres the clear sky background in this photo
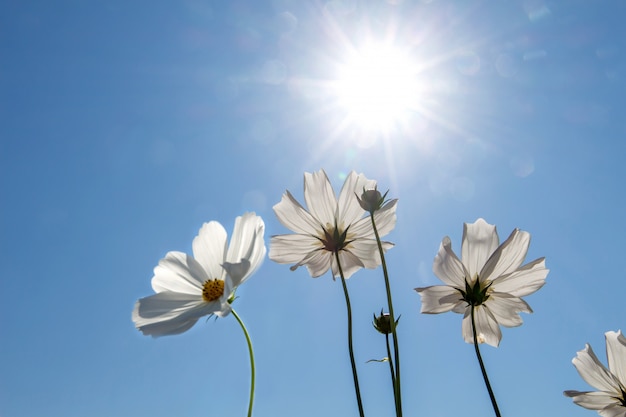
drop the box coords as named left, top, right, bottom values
left=1, top=0, right=625, bottom=416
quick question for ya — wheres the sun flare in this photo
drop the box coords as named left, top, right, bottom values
left=334, top=43, right=419, bottom=132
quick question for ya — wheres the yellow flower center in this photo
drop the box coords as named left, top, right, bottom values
left=202, top=279, right=224, bottom=302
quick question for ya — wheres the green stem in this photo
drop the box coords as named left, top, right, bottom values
left=232, top=309, right=255, bottom=417
left=370, top=215, right=402, bottom=417
left=470, top=304, right=501, bottom=417
left=385, top=333, right=398, bottom=416
left=336, top=251, right=366, bottom=417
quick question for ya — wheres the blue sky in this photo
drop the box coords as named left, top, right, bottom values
left=1, top=0, right=625, bottom=416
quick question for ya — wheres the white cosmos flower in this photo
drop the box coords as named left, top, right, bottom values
left=269, top=169, right=397, bottom=279
left=565, top=331, right=626, bottom=417
left=132, top=212, right=266, bottom=337
left=415, top=218, right=548, bottom=347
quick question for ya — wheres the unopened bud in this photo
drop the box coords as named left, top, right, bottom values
left=357, top=187, right=389, bottom=214
left=373, top=310, right=393, bottom=335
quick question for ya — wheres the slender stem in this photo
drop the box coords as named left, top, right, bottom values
left=232, top=309, right=256, bottom=417
left=385, top=333, right=398, bottom=416
left=370, top=215, right=402, bottom=417
left=336, top=251, right=366, bottom=417
left=470, top=304, right=502, bottom=417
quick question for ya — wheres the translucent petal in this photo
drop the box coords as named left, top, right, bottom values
left=303, top=170, right=337, bottom=227
left=564, top=391, right=618, bottom=410
left=606, top=330, right=626, bottom=388
left=332, top=249, right=365, bottom=279
left=600, top=404, right=626, bottom=417
left=226, top=213, right=266, bottom=287
left=349, top=199, right=398, bottom=239
left=490, top=257, right=548, bottom=297
left=132, top=291, right=217, bottom=337
left=462, top=305, right=501, bottom=347
left=485, top=293, right=532, bottom=327
left=433, top=237, right=466, bottom=287
left=481, top=228, right=530, bottom=282
left=269, top=234, right=322, bottom=264
left=151, top=252, right=206, bottom=294
left=273, top=190, right=321, bottom=235
left=346, top=239, right=385, bottom=269
left=461, top=219, right=499, bottom=278
left=415, top=285, right=464, bottom=314
left=192, top=221, right=227, bottom=280
left=335, top=171, right=373, bottom=227
left=300, top=249, right=332, bottom=278
left=573, top=343, right=622, bottom=393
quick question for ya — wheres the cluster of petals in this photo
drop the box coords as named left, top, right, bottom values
left=269, top=169, right=397, bottom=279
left=565, top=331, right=626, bottom=417
left=415, top=218, right=548, bottom=347
left=132, top=212, right=266, bottom=337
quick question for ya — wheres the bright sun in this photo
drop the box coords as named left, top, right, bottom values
left=334, top=43, right=419, bottom=132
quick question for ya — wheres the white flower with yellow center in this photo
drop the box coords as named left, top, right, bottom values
left=565, top=331, right=626, bottom=417
left=415, top=218, right=548, bottom=347
left=132, top=212, right=266, bottom=337
left=269, top=169, right=397, bottom=279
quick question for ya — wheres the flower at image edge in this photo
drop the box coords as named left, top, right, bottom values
left=132, top=212, right=266, bottom=337
left=415, top=218, right=548, bottom=347
left=269, top=169, right=397, bottom=279
left=565, top=330, right=626, bottom=417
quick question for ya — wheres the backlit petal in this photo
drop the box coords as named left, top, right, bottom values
left=273, top=191, right=321, bottom=235
left=600, top=404, right=626, bottom=417
left=226, top=212, right=266, bottom=287
left=462, top=305, right=501, bottom=347
left=606, top=330, right=626, bottom=388
left=269, top=234, right=322, bottom=264
left=332, top=249, right=365, bottom=279
left=461, top=219, right=499, bottom=278
left=564, top=391, right=618, bottom=410
left=433, top=237, right=466, bottom=287
left=481, top=229, right=530, bottom=282
left=304, top=170, right=337, bottom=227
left=485, top=293, right=532, bottom=327
left=336, top=171, right=373, bottom=226
left=415, top=285, right=464, bottom=314
left=573, top=344, right=622, bottom=393
left=151, top=252, right=206, bottom=294
left=132, top=291, right=216, bottom=337
left=490, top=257, right=548, bottom=297
left=192, top=221, right=227, bottom=280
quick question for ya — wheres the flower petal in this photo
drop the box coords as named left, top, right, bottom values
left=273, top=190, right=321, bottom=235
left=151, top=252, right=207, bottom=295
left=564, top=391, right=619, bottom=410
left=490, top=257, right=548, bottom=297
left=333, top=249, right=365, bottom=279
left=606, top=330, right=626, bottom=388
left=415, top=285, right=465, bottom=314
left=462, top=305, right=502, bottom=347
left=304, top=170, right=337, bottom=227
left=572, top=343, right=622, bottom=393
left=336, top=171, right=374, bottom=227
left=346, top=239, right=389, bottom=269
left=349, top=199, right=398, bottom=239
left=433, top=237, right=466, bottom=287
left=225, top=212, right=266, bottom=287
left=485, top=292, right=532, bottom=327
left=480, top=228, right=530, bottom=282
left=461, top=219, right=499, bottom=278
left=298, top=249, right=332, bottom=278
left=192, top=221, right=228, bottom=280
left=132, top=291, right=215, bottom=337
left=269, top=234, right=322, bottom=265
left=600, top=404, right=626, bottom=417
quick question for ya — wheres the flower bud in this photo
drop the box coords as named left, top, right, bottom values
left=357, top=187, right=389, bottom=214
left=373, top=310, right=395, bottom=335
